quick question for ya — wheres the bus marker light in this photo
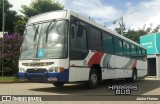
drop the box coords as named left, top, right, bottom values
left=55, top=67, right=64, bottom=72
left=19, top=68, right=25, bottom=72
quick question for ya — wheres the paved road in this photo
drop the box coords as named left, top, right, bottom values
left=0, top=79, right=160, bottom=104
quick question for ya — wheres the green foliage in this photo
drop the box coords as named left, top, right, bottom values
left=115, top=27, right=126, bottom=35
left=114, top=22, right=160, bottom=43
left=0, top=77, right=18, bottom=83
left=0, top=34, right=23, bottom=76
left=0, top=0, right=18, bottom=33
left=14, top=15, right=27, bottom=35
left=152, top=25, right=160, bottom=33
left=21, top=0, right=64, bottom=18
left=18, top=0, right=64, bottom=31
left=124, top=29, right=147, bottom=43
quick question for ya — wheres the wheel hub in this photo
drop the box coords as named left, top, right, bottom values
left=91, top=74, right=97, bottom=84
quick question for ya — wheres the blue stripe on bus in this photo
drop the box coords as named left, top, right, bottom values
left=18, top=69, right=69, bottom=82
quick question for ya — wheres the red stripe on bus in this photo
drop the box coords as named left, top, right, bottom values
left=131, top=60, right=137, bottom=69
left=88, top=52, right=104, bottom=67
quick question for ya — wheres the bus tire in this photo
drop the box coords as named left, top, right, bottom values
left=52, top=82, right=65, bottom=87
left=126, top=70, right=137, bottom=83
left=87, top=68, right=98, bottom=89
left=132, top=70, right=137, bottom=82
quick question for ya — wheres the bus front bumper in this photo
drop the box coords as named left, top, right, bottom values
left=18, top=70, right=69, bottom=82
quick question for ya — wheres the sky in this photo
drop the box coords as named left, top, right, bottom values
left=8, top=0, right=160, bottom=31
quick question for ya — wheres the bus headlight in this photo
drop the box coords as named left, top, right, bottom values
left=48, top=68, right=55, bottom=72
left=48, top=67, right=64, bottom=72
left=19, top=68, right=25, bottom=72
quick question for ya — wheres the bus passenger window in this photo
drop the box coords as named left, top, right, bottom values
left=142, top=49, right=147, bottom=61
left=102, top=33, right=114, bottom=54
left=114, top=37, right=123, bottom=55
left=137, top=47, right=142, bottom=60
left=70, top=23, right=88, bottom=60
left=123, top=41, right=130, bottom=57
left=90, top=27, right=102, bottom=51
left=131, top=45, right=137, bottom=58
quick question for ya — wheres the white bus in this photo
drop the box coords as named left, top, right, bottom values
left=18, top=10, right=147, bottom=88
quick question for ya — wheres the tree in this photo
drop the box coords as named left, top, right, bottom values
left=152, top=25, right=160, bottom=33
left=0, top=34, right=23, bottom=75
left=114, top=17, right=126, bottom=35
left=0, top=0, right=18, bottom=33
left=14, top=15, right=27, bottom=35
left=124, top=29, right=147, bottom=43
left=114, top=19, right=153, bottom=43
left=115, top=24, right=126, bottom=35
left=21, top=0, right=64, bottom=18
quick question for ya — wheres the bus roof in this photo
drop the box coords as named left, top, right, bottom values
left=27, top=10, right=68, bottom=24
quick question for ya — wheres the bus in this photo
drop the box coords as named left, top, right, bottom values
left=18, top=10, right=147, bottom=88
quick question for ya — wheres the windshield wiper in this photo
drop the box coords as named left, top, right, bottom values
left=46, top=19, right=57, bottom=42
left=32, top=24, right=39, bottom=41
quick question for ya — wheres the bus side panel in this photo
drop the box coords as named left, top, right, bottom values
left=102, top=68, right=115, bottom=79
left=101, top=53, right=115, bottom=79
left=68, top=67, right=90, bottom=82
left=136, top=59, right=142, bottom=77
left=114, top=55, right=132, bottom=78
left=68, top=52, right=94, bottom=82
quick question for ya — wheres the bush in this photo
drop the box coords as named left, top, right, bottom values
left=0, top=34, right=23, bottom=76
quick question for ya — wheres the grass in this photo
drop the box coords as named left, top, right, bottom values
left=0, top=77, right=25, bottom=83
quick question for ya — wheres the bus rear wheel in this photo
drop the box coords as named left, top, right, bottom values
left=132, top=70, right=137, bottom=82
left=53, top=82, right=65, bottom=87
left=87, top=68, right=98, bottom=89
left=126, top=70, right=137, bottom=83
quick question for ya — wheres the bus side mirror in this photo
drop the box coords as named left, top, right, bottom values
left=77, top=25, right=83, bottom=37
left=71, top=26, right=75, bottom=38
left=15, top=25, right=25, bottom=36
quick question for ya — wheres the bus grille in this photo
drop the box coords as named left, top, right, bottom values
left=22, top=62, right=54, bottom=67
left=26, top=68, right=47, bottom=73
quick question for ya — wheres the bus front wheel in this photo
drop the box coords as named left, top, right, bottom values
left=87, top=68, right=98, bottom=89
left=53, top=82, right=65, bottom=87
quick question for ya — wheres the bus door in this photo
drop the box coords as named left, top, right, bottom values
left=69, top=17, right=89, bottom=82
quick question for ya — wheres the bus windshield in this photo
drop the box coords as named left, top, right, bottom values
left=20, top=20, right=68, bottom=59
